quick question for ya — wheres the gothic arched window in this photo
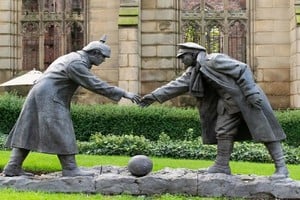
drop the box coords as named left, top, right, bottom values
left=21, top=0, right=85, bottom=70
left=180, top=0, right=248, bottom=62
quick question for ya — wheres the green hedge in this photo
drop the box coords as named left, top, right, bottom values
left=274, top=110, right=300, bottom=147
left=0, top=93, right=299, bottom=146
left=0, top=93, right=24, bottom=135
left=71, top=103, right=200, bottom=141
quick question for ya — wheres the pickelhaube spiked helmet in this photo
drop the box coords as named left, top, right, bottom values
left=176, top=42, right=206, bottom=58
left=82, top=35, right=111, bottom=58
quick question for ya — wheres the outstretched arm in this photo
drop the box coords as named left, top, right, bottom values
left=67, top=62, right=138, bottom=102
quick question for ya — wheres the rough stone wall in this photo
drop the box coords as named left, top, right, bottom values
left=140, top=0, right=181, bottom=106
left=73, top=0, right=122, bottom=104
left=290, top=0, right=300, bottom=107
left=1, top=166, right=299, bottom=199
left=1, top=0, right=300, bottom=108
left=253, top=0, right=291, bottom=108
left=0, top=0, right=20, bottom=94
left=75, top=0, right=142, bottom=105
left=118, top=0, right=141, bottom=105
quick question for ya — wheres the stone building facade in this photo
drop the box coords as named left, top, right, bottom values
left=0, top=0, right=299, bottom=109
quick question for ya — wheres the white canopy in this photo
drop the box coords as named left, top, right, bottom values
left=0, top=69, right=43, bottom=87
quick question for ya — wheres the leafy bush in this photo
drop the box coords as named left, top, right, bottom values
left=1, top=129, right=298, bottom=164
left=78, top=133, right=152, bottom=156
left=0, top=133, right=8, bottom=150
left=78, top=133, right=300, bottom=164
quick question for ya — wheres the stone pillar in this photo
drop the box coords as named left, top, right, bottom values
left=253, top=0, right=291, bottom=108
left=140, top=0, right=180, bottom=105
left=118, top=0, right=140, bottom=105
left=0, top=0, right=20, bottom=83
left=290, top=0, right=300, bottom=107
left=73, top=0, right=121, bottom=104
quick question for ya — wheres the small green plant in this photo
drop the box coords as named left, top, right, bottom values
left=77, top=133, right=300, bottom=164
left=79, top=133, right=152, bottom=156
left=0, top=133, right=8, bottom=150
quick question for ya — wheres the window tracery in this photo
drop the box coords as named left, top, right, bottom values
left=180, top=0, right=248, bottom=62
left=21, top=0, right=85, bottom=70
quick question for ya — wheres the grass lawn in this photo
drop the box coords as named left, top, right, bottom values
left=0, top=150, right=299, bottom=199
left=1, top=150, right=298, bottom=179
left=0, top=188, right=234, bottom=200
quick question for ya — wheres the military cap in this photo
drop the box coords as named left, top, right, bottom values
left=176, top=42, right=206, bottom=58
left=82, top=35, right=111, bottom=58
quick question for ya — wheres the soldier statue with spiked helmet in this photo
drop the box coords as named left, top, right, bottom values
left=140, top=42, right=289, bottom=179
left=3, top=35, right=140, bottom=177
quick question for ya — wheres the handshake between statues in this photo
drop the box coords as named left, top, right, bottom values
left=123, top=92, right=142, bottom=104
left=139, top=93, right=157, bottom=107
left=121, top=91, right=156, bottom=107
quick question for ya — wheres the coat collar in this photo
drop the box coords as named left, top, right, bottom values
left=76, top=50, right=92, bottom=69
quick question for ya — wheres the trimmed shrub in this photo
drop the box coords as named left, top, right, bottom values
left=64, top=102, right=200, bottom=141
left=0, top=93, right=24, bottom=134
left=0, top=93, right=300, bottom=147
left=275, top=110, right=300, bottom=147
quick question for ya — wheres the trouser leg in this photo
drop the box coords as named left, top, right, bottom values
left=57, top=154, right=94, bottom=177
left=264, top=141, right=289, bottom=179
left=3, top=148, right=33, bottom=176
left=206, top=110, right=240, bottom=175
left=207, top=138, right=234, bottom=175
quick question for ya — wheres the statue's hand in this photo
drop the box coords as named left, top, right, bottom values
left=139, top=94, right=156, bottom=107
left=246, top=93, right=262, bottom=109
left=123, top=92, right=141, bottom=104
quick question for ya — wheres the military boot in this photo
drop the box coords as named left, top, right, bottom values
left=206, top=139, right=233, bottom=175
left=265, top=142, right=289, bottom=179
left=3, top=148, right=33, bottom=176
left=57, top=154, right=94, bottom=177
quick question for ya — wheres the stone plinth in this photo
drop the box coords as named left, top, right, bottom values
left=0, top=166, right=299, bottom=199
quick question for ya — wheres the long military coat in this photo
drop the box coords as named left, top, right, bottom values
left=151, top=53, right=286, bottom=144
left=6, top=51, right=126, bottom=154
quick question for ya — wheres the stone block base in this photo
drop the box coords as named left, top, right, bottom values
left=0, top=166, right=299, bottom=199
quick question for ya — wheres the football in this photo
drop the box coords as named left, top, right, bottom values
left=128, top=155, right=153, bottom=177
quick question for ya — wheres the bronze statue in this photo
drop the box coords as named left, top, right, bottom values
left=140, top=42, right=289, bottom=179
left=3, top=36, right=140, bottom=177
